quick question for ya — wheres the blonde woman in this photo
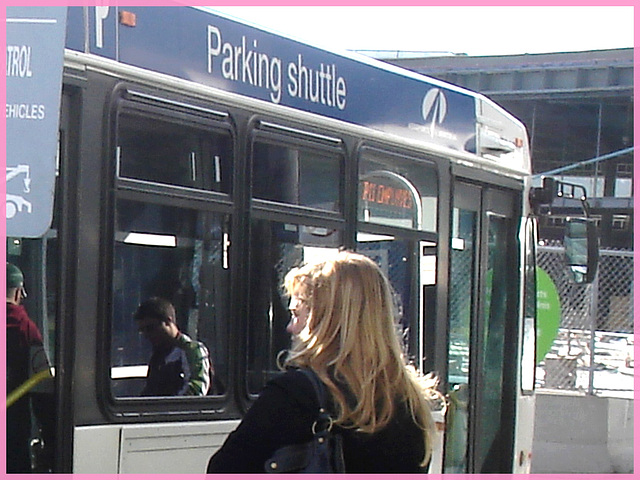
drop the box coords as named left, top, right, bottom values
left=207, top=251, right=436, bottom=473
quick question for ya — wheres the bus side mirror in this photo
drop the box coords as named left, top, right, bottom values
left=564, top=218, right=599, bottom=284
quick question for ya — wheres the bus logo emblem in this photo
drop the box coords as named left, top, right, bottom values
left=422, top=88, right=447, bottom=136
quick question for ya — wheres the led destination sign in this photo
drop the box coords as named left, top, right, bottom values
left=359, top=171, right=421, bottom=229
left=361, top=180, right=414, bottom=211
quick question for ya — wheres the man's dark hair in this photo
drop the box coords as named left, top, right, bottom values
left=134, top=297, right=176, bottom=324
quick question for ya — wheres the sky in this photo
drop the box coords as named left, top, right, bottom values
left=212, top=6, right=634, bottom=57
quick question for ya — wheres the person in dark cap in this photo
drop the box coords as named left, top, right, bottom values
left=6, top=262, right=55, bottom=473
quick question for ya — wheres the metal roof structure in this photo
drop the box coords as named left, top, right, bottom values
left=382, top=48, right=633, bottom=100
left=384, top=48, right=634, bottom=248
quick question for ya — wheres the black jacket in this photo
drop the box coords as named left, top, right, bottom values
left=6, top=304, right=55, bottom=473
left=207, top=369, right=427, bottom=473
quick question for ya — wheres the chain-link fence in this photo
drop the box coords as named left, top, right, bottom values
left=536, top=243, right=634, bottom=398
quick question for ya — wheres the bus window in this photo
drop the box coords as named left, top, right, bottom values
left=448, top=207, right=476, bottom=387
left=445, top=184, right=479, bottom=474
left=118, top=113, right=232, bottom=194
left=358, top=149, right=438, bottom=232
left=252, top=141, right=342, bottom=212
left=111, top=200, right=230, bottom=398
left=356, top=149, right=439, bottom=366
left=246, top=219, right=342, bottom=394
left=356, top=235, right=414, bottom=334
left=478, top=214, right=513, bottom=471
left=111, top=101, right=233, bottom=399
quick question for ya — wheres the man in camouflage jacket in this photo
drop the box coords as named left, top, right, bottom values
left=134, top=297, right=212, bottom=396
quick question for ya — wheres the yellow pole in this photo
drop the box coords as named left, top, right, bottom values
left=6, top=369, right=52, bottom=408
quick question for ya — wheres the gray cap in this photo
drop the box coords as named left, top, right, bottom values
left=7, top=262, right=24, bottom=289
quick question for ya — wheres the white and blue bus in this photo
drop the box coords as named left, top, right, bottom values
left=5, top=6, right=597, bottom=474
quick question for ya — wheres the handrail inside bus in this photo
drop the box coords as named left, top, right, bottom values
left=6, top=369, right=53, bottom=409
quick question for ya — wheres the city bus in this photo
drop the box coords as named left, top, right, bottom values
left=5, top=6, right=595, bottom=474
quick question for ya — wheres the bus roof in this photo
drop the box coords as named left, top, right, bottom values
left=65, top=6, right=529, bottom=172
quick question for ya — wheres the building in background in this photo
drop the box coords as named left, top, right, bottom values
left=376, top=48, right=633, bottom=249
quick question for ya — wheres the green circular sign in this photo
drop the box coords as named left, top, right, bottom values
left=536, top=267, right=561, bottom=363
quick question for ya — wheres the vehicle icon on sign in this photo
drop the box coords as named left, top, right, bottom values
left=6, top=164, right=33, bottom=219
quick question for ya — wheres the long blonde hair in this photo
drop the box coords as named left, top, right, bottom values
left=283, top=251, right=436, bottom=466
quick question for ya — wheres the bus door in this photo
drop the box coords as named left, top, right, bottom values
left=444, top=182, right=518, bottom=473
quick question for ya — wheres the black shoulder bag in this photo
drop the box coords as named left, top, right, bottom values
left=265, top=369, right=346, bottom=473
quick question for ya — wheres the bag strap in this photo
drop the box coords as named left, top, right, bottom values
left=299, top=369, right=327, bottom=409
left=299, top=369, right=334, bottom=435
left=264, top=369, right=346, bottom=473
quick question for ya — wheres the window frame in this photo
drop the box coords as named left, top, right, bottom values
left=249, top=120, right=348, bottom=220
left=240, top=119, right=349, bottom=403
left=115, top=92, right=234, bottom=197
left=355, top=144, right=445, bottom=372
left=100, top=87, right=237, bottom=418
